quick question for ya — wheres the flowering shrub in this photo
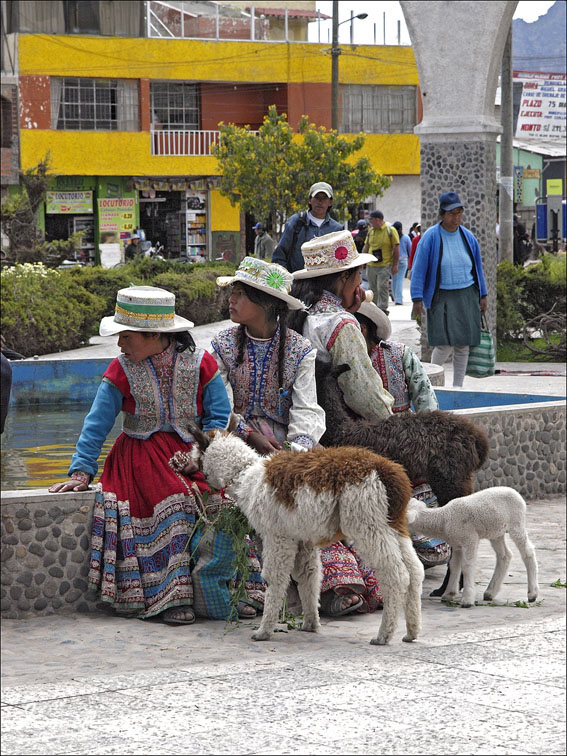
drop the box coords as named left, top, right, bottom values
left=1, top=263, right=106, bottom=357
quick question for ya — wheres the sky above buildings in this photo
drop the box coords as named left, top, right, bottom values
left=308, top=1, right=558, bottom=46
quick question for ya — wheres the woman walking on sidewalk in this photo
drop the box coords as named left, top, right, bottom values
left=49, top=285, right=237, bottom=625
left=410, top=192, right=488, bottom=387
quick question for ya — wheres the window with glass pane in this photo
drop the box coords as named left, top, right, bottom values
left=55, top=78, right=117, bottom=130
left=340, top=85, right=417, bottom=134
left=151, top=82, right=200, bottom=129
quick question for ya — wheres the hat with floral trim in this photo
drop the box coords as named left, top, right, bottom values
left=216, top=257, right=305, bottom=310
left=293, top=230, right=375, bottom=279
left=99, top=285, right=194, bottom=336
left=357, top=298, right=392, bottom=342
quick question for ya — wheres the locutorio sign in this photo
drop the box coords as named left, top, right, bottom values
left=97, top=198, right=137, bottom=250
left=515, top=71, right=566, bottom=140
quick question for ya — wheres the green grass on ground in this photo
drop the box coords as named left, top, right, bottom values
left=497, top=335, right=565, bottom=362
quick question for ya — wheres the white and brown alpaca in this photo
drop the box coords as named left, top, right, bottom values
left=406, top=488, right=539, bottom=607
left=195, top=432, right=424, bottom=646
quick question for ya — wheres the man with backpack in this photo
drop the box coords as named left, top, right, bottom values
left=362, top=210, right=400, bottom=315
left=271, top=181, right=343, bottom=272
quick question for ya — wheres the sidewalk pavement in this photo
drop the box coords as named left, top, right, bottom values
left=3, top=278, right=565, bottom=755
left=1, top=496, right=565, bottom=755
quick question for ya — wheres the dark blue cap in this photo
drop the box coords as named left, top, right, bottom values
left=439, top=192, right=465, bottom=211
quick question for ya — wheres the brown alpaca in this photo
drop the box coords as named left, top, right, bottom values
left=315, top=362, right=489, bottom=507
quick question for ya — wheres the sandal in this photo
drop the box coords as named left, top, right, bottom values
left=161, top=607, right=196, bottom=625
left=320, top=592, right=363, bottom=617
left=236, top=601, right=257, bottom=619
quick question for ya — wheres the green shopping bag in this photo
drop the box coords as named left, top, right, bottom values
left=466, top=314, right=495, bottom=378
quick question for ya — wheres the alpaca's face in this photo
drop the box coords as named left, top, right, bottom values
left=201, top=434, right=256, bottom=490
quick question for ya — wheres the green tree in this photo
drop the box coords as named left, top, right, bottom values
left=212, top=106, right=391, bottom=238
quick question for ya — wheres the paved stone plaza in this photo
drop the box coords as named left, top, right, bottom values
left=1, top=495, right=565, bottom=756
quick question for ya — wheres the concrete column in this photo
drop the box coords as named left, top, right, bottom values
left=400, top=0, right=517, bottom=357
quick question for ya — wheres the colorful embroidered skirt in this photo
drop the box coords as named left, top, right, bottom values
left=88, top=431, right=259, bottom=620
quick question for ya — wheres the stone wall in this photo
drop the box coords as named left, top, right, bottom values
left=1, top=490, right=99, bottom=619
left=1, top=400, right=565, bottom=619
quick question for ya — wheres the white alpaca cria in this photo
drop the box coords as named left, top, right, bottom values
left=406, top=487, right=539, bottom=607
left=197, top=433, right=424, bottom=645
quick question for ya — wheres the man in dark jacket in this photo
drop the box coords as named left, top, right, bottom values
left=271, top=181, right=343, bottom=272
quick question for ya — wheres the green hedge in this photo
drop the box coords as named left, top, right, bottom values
left=1, top=263, right=107, bottom=356
left=497, top=254, right=566, bottom=344
left=1, top=260, right=236, bottom=357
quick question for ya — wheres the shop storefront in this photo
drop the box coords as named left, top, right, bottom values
left=133, top=176, right=219, bottom=261
left=43, top=176, right=138, bottom=265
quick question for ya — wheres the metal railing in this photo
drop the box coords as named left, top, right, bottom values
left=151, top=129, right=221, bottom=156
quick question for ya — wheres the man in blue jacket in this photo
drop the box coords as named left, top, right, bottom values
left=410, top=191, right=488, bottom=387
left=272, top=182, right=343, bottom=272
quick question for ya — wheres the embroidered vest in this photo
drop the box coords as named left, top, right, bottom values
left=212, top=325, right=312, bottom=425
left=119, top=349, right=204, bottom=440
left=371, top=341, right=411, bottom=413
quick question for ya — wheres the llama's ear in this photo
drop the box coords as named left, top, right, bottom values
left=227, top=412, right=239, bottom=434
left=188, top=421, right=210, bottom=451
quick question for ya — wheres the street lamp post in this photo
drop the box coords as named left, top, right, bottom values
left=331, top=1, right=368, bottom=131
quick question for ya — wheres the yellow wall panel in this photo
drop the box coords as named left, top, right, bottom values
left=18, top=35, right=417, bottom=86
left=210, top=190, right=240, bottom=231
left=19, top=131, right=220, bottom=176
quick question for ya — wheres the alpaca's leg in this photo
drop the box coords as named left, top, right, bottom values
left=509, top=528, right=539, bottom=602
left=459, top=541, right=479, bottom=608
left=442, top=547, right=462, bottom=600
left=483, top=535, right=512, bottom=601
left=252, top=535, right=297, bottom=641
left=397, top=534, right=425, bottom=642
left=354, top=531, right=409, bottom=646
left=291, top=542, right=322, bottom=633
left=430, top=563, right=451, bottom=597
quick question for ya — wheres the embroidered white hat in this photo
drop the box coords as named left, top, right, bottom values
left=99, top=285, right=194, bottom=336
left=357, top=299, right=392, bottom=342
left=293, top=230, right=375, bottom=279
left=216, top=257, right=305, bottom=310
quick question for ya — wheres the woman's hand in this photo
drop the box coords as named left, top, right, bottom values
left=48, top=480, right=88, bottom=493
left=480, top=296, right=488, bottom=313
left=344, top=284, right=365, bottom=314
left=247, top=431, right=282, bottom=456
left=411, top=301, right=423, bottom=321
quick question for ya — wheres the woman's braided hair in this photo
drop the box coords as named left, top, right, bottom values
left=233, top=283, right=289, bottom=390
left=288, top=270, right=357, bottom=334
left=142, top=331, right=196, bottom=352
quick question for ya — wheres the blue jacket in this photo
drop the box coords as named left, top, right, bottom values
left=410, top=223, right=488, bottom=309
left=272, top=211, right=343, bottom=273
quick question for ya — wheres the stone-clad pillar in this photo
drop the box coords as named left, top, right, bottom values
left=400, top=0, right=517, bottom=357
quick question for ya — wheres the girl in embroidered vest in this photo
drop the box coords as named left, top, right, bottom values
left=49, top=286, right=235, bottom=625
left=356, top=300, right=439, bottom=415
left=288, top=231, right=395, bottom=617
left=212, top=258, right=326, bottom=611
left=354, top=299, right=451, bottom=571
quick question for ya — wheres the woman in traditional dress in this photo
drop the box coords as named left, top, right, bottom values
left=211, top=258, right=326, bottom=612
left=49, top=285, right=236, bottom=625
left=354, top=299, right=451, bottom=570
left=288, top=230, right=395, bottom=616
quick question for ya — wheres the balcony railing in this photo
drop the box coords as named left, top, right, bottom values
left=151, top=129, right=260, bottom=157
left=151, top=129, right=221, bottom=156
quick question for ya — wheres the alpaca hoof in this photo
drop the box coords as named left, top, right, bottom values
left=442, top=592, right=457, bottom=601
left=301, top=619, right=320, bottom=633
left=402, top=634, right=417, bottom=643
left=528, top=593, right=538, bottom=603
left=251, top=630, right=270, bottom=641
left=370, top=637, right=388, bottom=646
left=429, top=587, right=445, bottom=597
left=460, top=601, right=474, bottom=608
left=483, top=592, right=493, bottom=601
